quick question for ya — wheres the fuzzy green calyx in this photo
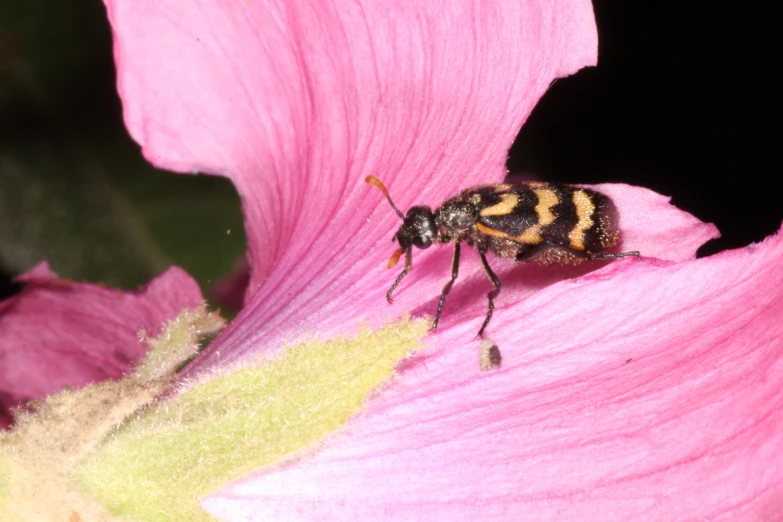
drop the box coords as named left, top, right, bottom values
left=71, top=317, right=427, bottom=522
left=0, top=303, right=225, bottom=522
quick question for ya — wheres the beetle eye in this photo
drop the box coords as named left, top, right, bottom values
left=413, top=235, right=432, bottom=249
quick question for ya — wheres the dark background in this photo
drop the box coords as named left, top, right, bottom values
left=510, top=2, right=780, bottom=257
left=1, top=2, right=780, bottom=300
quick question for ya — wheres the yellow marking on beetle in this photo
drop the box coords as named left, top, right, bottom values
left=475, top=222, right=523, bottom=241
left=476, top=222, right=544, bottom=245
left=492, top=183, right=513, bottom=192
left=524, top=181, right=550, bottom=188
left=569, top=190, right=595, bottom=251
left=477, top=188, right=559, bottom=245
left=533, top=188, right=558, bottom=225
left=517, top=188, right=559, bottom=243
left=514, top=226, right=544, bottom=244
left=479, top=193, right=519, bottom=217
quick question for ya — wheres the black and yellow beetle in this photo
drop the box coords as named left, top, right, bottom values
left=366, top=176, right=639, bottom=337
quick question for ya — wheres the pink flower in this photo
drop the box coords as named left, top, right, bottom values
left=86, top=0, right=783, bottom=519
left=0, top=263, right=203, bottom=428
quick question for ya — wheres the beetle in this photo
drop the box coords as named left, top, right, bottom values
left=366, top=175, right=640, bottom=337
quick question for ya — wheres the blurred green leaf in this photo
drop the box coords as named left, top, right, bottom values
left=0, top=1, right=246, bottom=294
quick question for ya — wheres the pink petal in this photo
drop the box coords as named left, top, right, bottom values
left=203, top=228, right=783, bottom=521
left=595, top=183, right=719, bottom=261
left=104, top=0, right=598, bottom=304
left=0, top=263, right=203, bottom=428
left=105, top=1, right=721, bottom=375
left=211, top=257, right=250, bottom=312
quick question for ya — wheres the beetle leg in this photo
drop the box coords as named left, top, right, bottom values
left=477, top=249, right=501, bottom=338
left=431, top=243, right=461, bottom=331
left=386, top=248, right=413, bottom=303
left=587, top=251, right=640, bottom=260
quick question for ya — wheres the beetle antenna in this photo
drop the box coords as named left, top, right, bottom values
left=366, top=175, right=405, bottom=220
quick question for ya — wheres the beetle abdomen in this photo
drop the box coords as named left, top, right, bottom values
left=469, top=182, right=620, bottom=262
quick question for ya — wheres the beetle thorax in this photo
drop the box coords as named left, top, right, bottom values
left=435, top=199, right=477, bottom=242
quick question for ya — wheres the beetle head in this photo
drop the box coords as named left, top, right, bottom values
left=393, top=206, right=436, bottom=251
left=366, top=175, right=437, bottom=268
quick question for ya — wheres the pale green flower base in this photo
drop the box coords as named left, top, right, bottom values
left=0, top=306, right=428, bottom=522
